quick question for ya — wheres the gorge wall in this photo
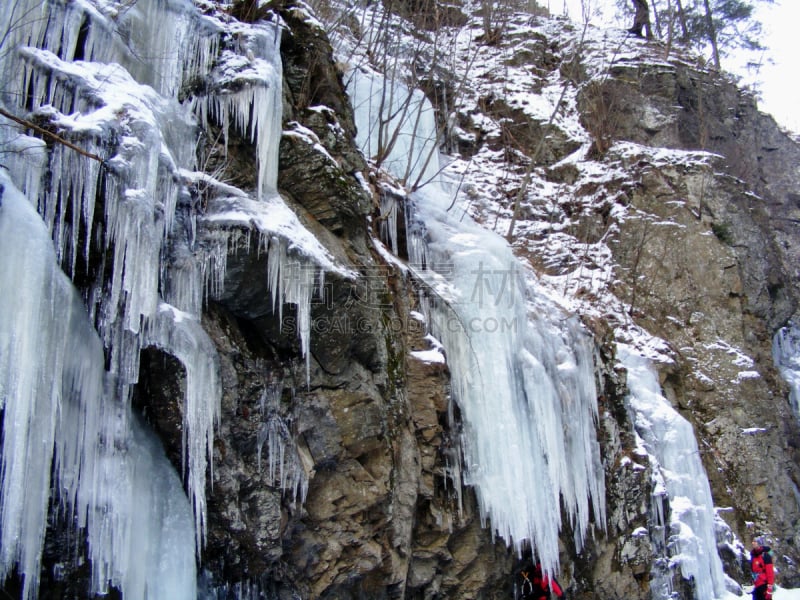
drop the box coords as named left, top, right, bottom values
left=0, top=1, right=799, bottom=599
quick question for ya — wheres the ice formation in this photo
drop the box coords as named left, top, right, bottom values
left=0, top=174, right=196, bottom=600
left=619, top=345, right=729, bottom=600
left=347, top=67, right=441, bottom=189
left=256, top=384, right=309, bottom=504
left=0, top=0, right=337, bottom=595
left=347, top=68, right=606, bottom=575
left=773, top=324, right=800, bottom=419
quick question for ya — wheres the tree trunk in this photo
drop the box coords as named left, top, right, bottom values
left=651, top=0, right=663, bottom=38
left=702, top=0, right=721, bottom=70
left=675, top=0, right=689, bottom=40
left=664, top=0, right=674, bottom=60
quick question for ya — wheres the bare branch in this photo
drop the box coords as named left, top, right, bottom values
left=0, top=107, right=107, bottom=166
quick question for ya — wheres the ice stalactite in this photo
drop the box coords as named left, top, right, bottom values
left=0, top=174, right=103, bottom=599
left=0, top=0, right=221, bottom=102
left=347, top=68, right=605, bottom=576
left=619, top=345, right=729, bottom=600
left=773, top=323, right=800, bottom=419
left=256, top=384, right=310, bottom=504
left=8, top=44, right=197, bottom=374
left=379, top=187, right=401, bottom=255
left=201, top=194, right=354, bottom=383
left=1, top=0, right=348, bottom=593
left=144, top=304, right=222, bottom=551
left=0, top=0, right=226, bottom=595
left=193, top=20, right=284, bottom=202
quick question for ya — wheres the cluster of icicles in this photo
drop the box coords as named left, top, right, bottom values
left=0, top=0, right=319, bottom=597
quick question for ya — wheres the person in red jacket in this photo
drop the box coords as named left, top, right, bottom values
left=750, top=537, right=775, bottom=600
left=516, top=561, right=564, bottom=600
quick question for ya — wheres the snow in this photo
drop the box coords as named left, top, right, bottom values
left=202, top=195, right=348, bottom=275
left=741, top=427, right=768, bottom=436
left=410, top=349, right=446, bottom=364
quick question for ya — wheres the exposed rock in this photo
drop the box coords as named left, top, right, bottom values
left=24, top=2, right=800, bottom=598
left=181, top=8, right=800, bottom=599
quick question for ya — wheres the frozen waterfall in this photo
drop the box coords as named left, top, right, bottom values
left=346, top=67, right=606, bottom=575
left=619, top=345, right=729, bottom=600
left=0, top=0, right=335, bottom=595
left=0, top=174, right=197, bottom=600
left=773, top=323, right=800, bottom=420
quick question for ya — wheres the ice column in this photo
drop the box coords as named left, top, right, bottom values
left=346, top=67, right=441, bottom=188
left=773, top=323, right=800, bottom=419
left=1, top=0, right=224, bottom=594
left=619, top=345, right=728, bottom=600
left=0, top=175, right=102, bottom=600
left=145, top=304, right=222, bottom=550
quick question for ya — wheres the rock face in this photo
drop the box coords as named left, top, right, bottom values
left=12, top=1, right=800, bottom=599
left=577, top=48, right=800, bottom=587
left=182, top=5, right=800, bottom=599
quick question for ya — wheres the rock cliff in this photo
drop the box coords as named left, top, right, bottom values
left=2, top=0, right=800, bottom=598
left=184, top=3, right=800, bottom=597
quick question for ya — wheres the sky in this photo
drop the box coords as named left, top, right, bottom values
left=556, top=0, right=800, bottom=134
left=751, top=1, right=800, bottom=133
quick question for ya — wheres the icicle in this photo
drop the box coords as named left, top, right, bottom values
left=256, top=415, right=309, bottom=503
left=116, top=0, right=219, bottom=97
left=1, top=0, right=226, bottom=592
left=192, top=17, right=283, bottom=201
left=0, top=0, right=324, bottom=594
left=0, top=0, right=221, bottom=101
left=255, top=383, right=309, bottom=504
left=619, top=345, right=728, bottom=600
left=195, top=79, right=283, bottom=201
left=145, top=303, right=222, bottom=552
left=65, top=398, right=197, bottom=600
left=265, top=236, right=317, bottom=382
left=259, top=381, right=282, bottom=416
left=0, top=174, right=104, bottom=600
left=1, top=174, right=199, bottom=600
left=379, top=190, right=400, bottom=255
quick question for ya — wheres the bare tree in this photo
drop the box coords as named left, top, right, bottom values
left=702, top=0, right=722, bottom=70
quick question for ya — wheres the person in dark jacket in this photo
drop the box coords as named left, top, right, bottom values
left=516, top=562, right=564, bottom=600
left=750, top=537, right=775, bottom=600
left=627, top=0, right=653, bottom=39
